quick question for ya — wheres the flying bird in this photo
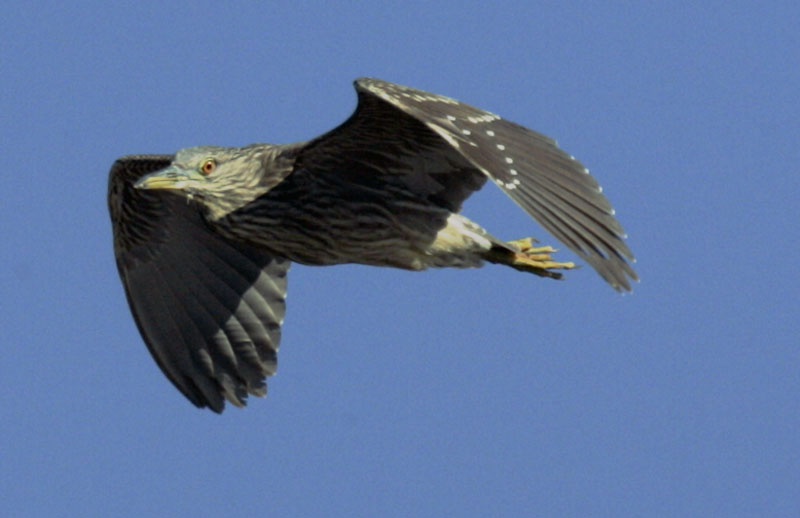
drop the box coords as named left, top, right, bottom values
left=108, top=78, right=637, bottom=412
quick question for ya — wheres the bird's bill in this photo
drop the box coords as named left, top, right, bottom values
left=134, top=165, right=196, bottom=190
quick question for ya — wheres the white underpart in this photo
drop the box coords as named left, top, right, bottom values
left=430, top=213, right=493, bottom=255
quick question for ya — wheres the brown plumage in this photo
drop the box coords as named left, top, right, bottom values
left=109, top=78, right=636, bottom=412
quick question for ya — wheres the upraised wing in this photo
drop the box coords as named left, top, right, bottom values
left=108, top=155, right=289, bottom=412
left=297, top=78, right=637, bottom=291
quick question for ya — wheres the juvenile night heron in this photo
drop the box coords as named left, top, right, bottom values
left=109, top=78, right=637, bottom=412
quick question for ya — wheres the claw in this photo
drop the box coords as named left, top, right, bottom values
left=507, top=237, right=537, bottom=251
left=486, top=237, right=576, bottom=279
left=500, top=237, right=575, bottom=279
left=527, top=245, right=558, bottom=254
left=511, top=252, right=575, bottom=272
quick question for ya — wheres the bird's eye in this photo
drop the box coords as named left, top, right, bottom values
left=200, top=158, right=216, bottom=175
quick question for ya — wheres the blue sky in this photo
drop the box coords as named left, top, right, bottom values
left=2, top=2, right=798, bottom=516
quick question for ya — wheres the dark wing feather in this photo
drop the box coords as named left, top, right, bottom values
left=299, top=78, right=636, bottom=291
left=294, top=82, right=487, bottom=213
left=108, top=155, right=289, bottom=412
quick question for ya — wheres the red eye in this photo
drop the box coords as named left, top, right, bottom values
left=200, top=159, right=216, bottom=175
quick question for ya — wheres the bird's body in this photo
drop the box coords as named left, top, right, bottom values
left=109, top=78, right=637, bottom=412
left=210, top=146, right=496, bottom=271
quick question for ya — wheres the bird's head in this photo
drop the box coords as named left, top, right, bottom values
left=135, top=145, right=271, bottom=218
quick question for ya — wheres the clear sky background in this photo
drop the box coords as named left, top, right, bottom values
left=2, top=2, right=798, bottom=517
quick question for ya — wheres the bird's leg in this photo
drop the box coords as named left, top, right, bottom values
left=506, top=237, right=559, bottom=255
left=488, top=237, right=576, bottom=279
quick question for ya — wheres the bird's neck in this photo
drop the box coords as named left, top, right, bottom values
left=203, top=145, right=297, bottom=221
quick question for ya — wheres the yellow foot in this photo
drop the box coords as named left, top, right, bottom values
left=507, top=237, right=537, bottom=251
left=505, top=237, right=576, bottom=279
left=507, top=237, right=557, bottom=254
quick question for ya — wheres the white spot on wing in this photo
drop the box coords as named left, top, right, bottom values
left=486, top=130, right=495, bottom=137
left=429, top=123, right=460, bottom=149
left=505, top=157, right=513, bottom=164
left=496, top=144, right=505, bottom=150
left=466, top=113, right=501, bottom=124
left=408, top=93, right=459, bottom=105
left=461, top=129, right=471, bottom=135
left=509, top=168, right=518, bottom=176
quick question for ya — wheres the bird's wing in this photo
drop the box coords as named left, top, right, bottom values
left=293, top=81, right=489, bottom=213
left=108, top=155, right=289, bottom=412
left=296, top=78, right=637, bottom=291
